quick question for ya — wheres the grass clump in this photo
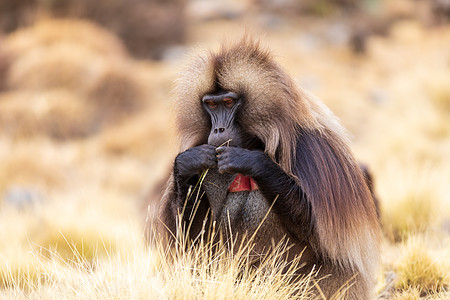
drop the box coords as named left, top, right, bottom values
left=33, top=228, right=117, bottom=263
left=426, top=73, right=450, bottom=115
left=379, top=165, right=444, bottom=242
left=0, top=254, right=55, bottom=290
left=393, top=235, right=450, bottom=296
left=390, top=287, right=421, bottom=300
left=382, top=190, right=439, bottom=242
left=156, top=233, right=318, bottom=300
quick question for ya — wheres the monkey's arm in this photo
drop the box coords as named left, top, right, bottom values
left=159, top=144, right=217, bottom=240
left=173, top=144, right=217, bottom=202
left=216, top=146, right=312, bottom=234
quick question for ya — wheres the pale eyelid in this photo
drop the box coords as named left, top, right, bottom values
left=224, top=98, right=234, bottom=108
left=206, top=101, right=217, bottom=108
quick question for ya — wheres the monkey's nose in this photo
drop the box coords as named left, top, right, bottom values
left=209, top=127, right=231, bottom=147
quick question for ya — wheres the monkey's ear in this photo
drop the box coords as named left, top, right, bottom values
left=294, top=128, right=380, bottom=274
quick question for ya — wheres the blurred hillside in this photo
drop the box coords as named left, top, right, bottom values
left=0, top=0, right=449, bottom=299
left=0, top=0, right=185, bottom=59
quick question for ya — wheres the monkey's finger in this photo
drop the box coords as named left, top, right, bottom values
left=215, top=146, right=224, bottom=155
left=201, top=144, right=217, bottom=153
left=215, top=146, right=232, bottom=155
left=216, top=151, right=232, bottom=163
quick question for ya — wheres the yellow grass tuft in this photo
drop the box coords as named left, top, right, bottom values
left=394, top=235, right=450, bottom=295
left=392, top=288, right=450, bottom=300
left=381, top=177, right=442, bottom=242
left=32, top=225, right=118, bottom=263
left=426, top=72, right=450, bottom=115
left=154, top=235, right=320, bottom=299
left=382, top=188, right=439, bottom=242
left=390, top=287, right=421, bottom=300
left=0, top=254, right=52, bottom=290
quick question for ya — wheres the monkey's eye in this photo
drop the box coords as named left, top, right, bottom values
left=205, top=100, right=217, bottom=109
left=224, top=98, right=234, bottom=108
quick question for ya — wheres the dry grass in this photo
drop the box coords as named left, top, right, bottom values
left=0, top=203, right=322, bottom=299
left=393, top=235, right=450, bottom=296
left=379, top=165, right=445, bottom=242
left=426, top=72, right=450, bottom=116
left=390, top=288, right=422, bottom=300
left=152, top=234, right=319, bottom=299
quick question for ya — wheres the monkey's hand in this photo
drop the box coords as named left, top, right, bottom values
left=216, top=146, right=266, bottom=175
left=174, top=144, right=217, bottom=178
left=216, top=146, right=310, bottom=228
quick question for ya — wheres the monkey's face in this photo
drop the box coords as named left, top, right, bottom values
left=202, top=91, right=244, bottom=148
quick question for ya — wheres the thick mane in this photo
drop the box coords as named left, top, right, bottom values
left=295, top=128, right=380, bottom=280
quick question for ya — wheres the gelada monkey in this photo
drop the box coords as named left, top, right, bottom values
left=156, top=38, right=380, bottom=299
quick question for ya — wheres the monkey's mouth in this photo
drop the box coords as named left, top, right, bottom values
left=214, top=139, right=233, bottom=147
left=208, top=133, right=242, bottom=148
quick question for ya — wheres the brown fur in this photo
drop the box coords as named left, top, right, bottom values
left=162, top=37, right=380, bottom=298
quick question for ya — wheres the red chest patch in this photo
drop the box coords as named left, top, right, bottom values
left=228, top=174, right=259, bottom=192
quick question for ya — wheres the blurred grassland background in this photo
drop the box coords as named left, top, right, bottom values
left=0, top=0, right=449, bottom=299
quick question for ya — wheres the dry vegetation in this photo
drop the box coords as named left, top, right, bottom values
left=0, top=0, right=450, bottom=299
